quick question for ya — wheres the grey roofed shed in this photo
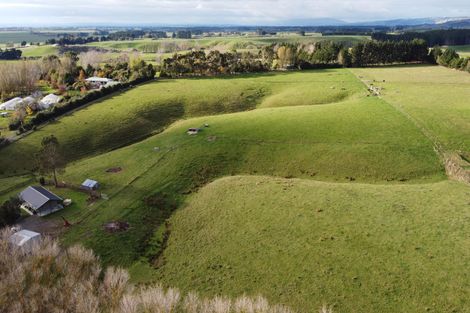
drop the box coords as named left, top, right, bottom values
left=81, top=179, right=99, bottom=190
left=19, top=186, right=64, bottom=217
left=9, top=229, right=41, bottom=251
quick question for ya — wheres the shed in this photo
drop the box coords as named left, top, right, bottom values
left=0, top=97, right=23, bottom=110
left=39, top=94, right=62, bottom=110
left=81, top=179, right=99, bottom=191
left=22, top=96, right=37, bottom=106
left=86, top=77, right=115, bottom=86
left=0, top=112, right=9, bottom=118
left=9, top=229, right=41, bottom=252
left=19, top=186, right=64, bottom=217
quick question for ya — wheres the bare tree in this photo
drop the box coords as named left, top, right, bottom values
left=37, top=135, right=66, bottom=186
left=0, top=61, right=41, bottom=99
left=79, top=50, right=105, bottom=68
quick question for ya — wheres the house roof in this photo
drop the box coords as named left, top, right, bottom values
left=9, top=230, right=40, bottom=247
left=40, top=94, right=62, bottom=105
left=0, top=97, right=22, bottom=110
left=86, top=77, right=113, bottom=83
left=19, top=186, right=63, bottom=210
left=82, top=179, right=98, bottom=188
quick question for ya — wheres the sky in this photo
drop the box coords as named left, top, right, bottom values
left=0, top=0, right=469, bottom=26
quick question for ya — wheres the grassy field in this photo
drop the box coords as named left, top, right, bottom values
left=156, top=175, right=470, bottom=313
left=86, top=35, right=369, bottom=53
left=1, top=65, right=467, bottom=313
left=351, top=65, right=470, bottom=154
left=0, top=113, right=10, bottom=136
left=448, top=45, right=470, bottom=57
left=20, top=45, right=58, bottom=58
left=17, top=85, right=441, bottom=265
left=0, top=69, right=366, bottom=175
left=0, top=31, right=57, bottom=44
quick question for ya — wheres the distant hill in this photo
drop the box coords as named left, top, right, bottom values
left=281, top=16, right=470, bottom=29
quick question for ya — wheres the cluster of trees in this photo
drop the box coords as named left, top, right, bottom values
left=107, top=30, right=146, bottom=40
left=0, top=198, right=20, bottom=227
left=0, top=61, right=41, bottom=99
left=40, top=52, right=155, bottom=90
left=349, top=39, right=430, bottom=66
left=0, top=230, right=305, bottom=313
left=174, top=30, right=192, bottom=39
left=46, top=30, right=171, bottom=46
left=372, top=29, right=470, bottom=46
left=266, top=42, right=346, bottom=69
left=46, top=36, right=101, bottom=46
left=0, top=48, right=22, bottom=60
left=431, top=46, right=470, bottom=72
left=159, top=39, right=433, bottom=77
left=160, top=50, right=267, bottom=77
left=267, top=39, right=430, bottom=69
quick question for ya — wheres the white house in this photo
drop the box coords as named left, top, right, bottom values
left=0, top=97, right=23, bottom=111
left=86, top=77, right=115, bottom=86
left=9, top=229, right=41, bottom=252
left=39, top=94, right=62, bottom=110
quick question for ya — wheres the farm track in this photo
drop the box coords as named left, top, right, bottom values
left=350, top=69, right=470, bottom=184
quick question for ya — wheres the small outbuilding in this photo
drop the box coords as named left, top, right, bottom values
left=0, top=112, right=10, bottom=118
left=0, top=97, right=23, bottom=111
left=39, top=94, right=62, bottom=110
left=86, top=77, right=115, bottom=87
left=9, top=229, right=41, bottom=252
left=19, top=186, right=64, bottom=217
left=81, top=179, right=99, bottom=191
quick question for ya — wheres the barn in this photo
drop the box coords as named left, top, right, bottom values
left=19, top=186, right=64, bottom=217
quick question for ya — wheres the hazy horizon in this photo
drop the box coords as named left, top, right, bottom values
left=0, top=0, right=470, bottom=27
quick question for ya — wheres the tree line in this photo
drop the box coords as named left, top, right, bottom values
left=430, top=46, right=470, bottom=72
left=45, top=30, right=185, bottom=46
left=0, top=48, right=22, bottom=60
left=159, top=39, right=432, bottom=77
left=159, top=50, right=266, bottom=77
left=372, top=29, right=470, bottom=46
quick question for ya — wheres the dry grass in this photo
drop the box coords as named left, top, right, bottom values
left=0, top=229, right=322, bottom=313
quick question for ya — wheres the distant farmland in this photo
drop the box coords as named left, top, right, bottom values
left=0, top=31, right=57, bottom=44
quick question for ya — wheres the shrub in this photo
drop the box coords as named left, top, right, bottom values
left=0, top=198, right=21, bottom=227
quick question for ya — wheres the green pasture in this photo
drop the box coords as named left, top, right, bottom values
left=86, top=35, right=369, bottom=53
left=38, top=90, right=443, bottom=267
left=20, top=45, right=58, bottom=58
left=0, top=31, right=56, bottom=44
left=1, top=65, right=466, bottom=313
left=351, top=65, right=470, bottom=153
left=157, top=175, right=470, bottom=313
left=0, top=69, right=367, bottom=175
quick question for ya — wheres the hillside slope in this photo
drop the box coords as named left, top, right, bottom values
left=0, top=69, right=363, bottom=176
left=157, top=175, right=470, bottom=313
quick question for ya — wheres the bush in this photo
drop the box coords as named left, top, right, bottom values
left=8, top=120, right=20, bottom=131
left=0, top=198, right=21, bottom=227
